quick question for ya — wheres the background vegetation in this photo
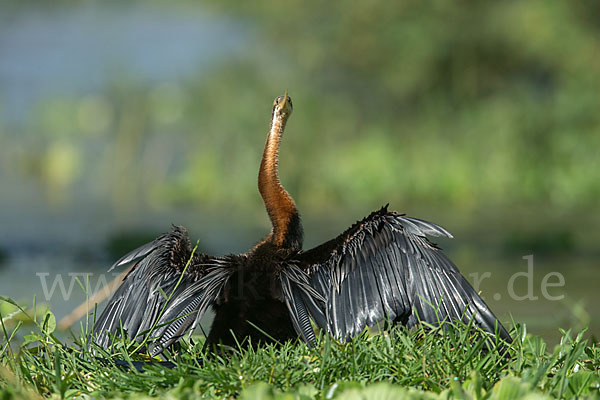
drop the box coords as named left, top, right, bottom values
left=3, top=0, right=599, bottom=214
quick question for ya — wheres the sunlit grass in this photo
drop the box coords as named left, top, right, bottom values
left=1, top=296, right=598, bottom=399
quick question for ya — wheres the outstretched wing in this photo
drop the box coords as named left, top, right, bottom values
left=282, top=206, right=510, bottom=346
left=91, top=226, right=233, bottom=356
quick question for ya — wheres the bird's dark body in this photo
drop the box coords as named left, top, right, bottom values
left=207, top=246, right=297, bottom=348
left=91, top=93, right=511, bottom=359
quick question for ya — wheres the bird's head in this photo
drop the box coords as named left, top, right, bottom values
left=272, top=90, right=293, bottom=119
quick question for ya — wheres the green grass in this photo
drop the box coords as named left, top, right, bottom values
left=1, top=297, right=598, bottom=399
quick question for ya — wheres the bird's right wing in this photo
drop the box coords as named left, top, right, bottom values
left=91, top=226, right=233, bottom=356
left=281, top=206, right=510, bottom=346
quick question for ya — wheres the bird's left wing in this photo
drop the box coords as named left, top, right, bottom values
left=280, top=206, right=510, bottom=347
left=91, top=226, right=233, bottom=356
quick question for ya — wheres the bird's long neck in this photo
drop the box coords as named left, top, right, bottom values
left=258, top=114, right=303, bottom=249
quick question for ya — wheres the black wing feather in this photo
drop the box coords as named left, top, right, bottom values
left=282, top=206, right=510, bottom=344
left=91, top=226, right=232, bottom=356
left=107, top=239, right=161, bottom=272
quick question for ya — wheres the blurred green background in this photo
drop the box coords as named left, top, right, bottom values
left=0, top=0, right=598, bottom=344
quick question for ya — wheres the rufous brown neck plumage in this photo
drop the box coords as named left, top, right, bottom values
left=257, top=93, right=302, bottom=249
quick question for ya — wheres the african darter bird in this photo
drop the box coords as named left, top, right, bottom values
left=92, top=92, right=511, bottom=356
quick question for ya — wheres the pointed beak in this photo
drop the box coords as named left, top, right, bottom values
left=281, top=90, right=288, bottom=108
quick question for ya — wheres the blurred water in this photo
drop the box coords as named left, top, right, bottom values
left=0, top=2, right=247, bottom=124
